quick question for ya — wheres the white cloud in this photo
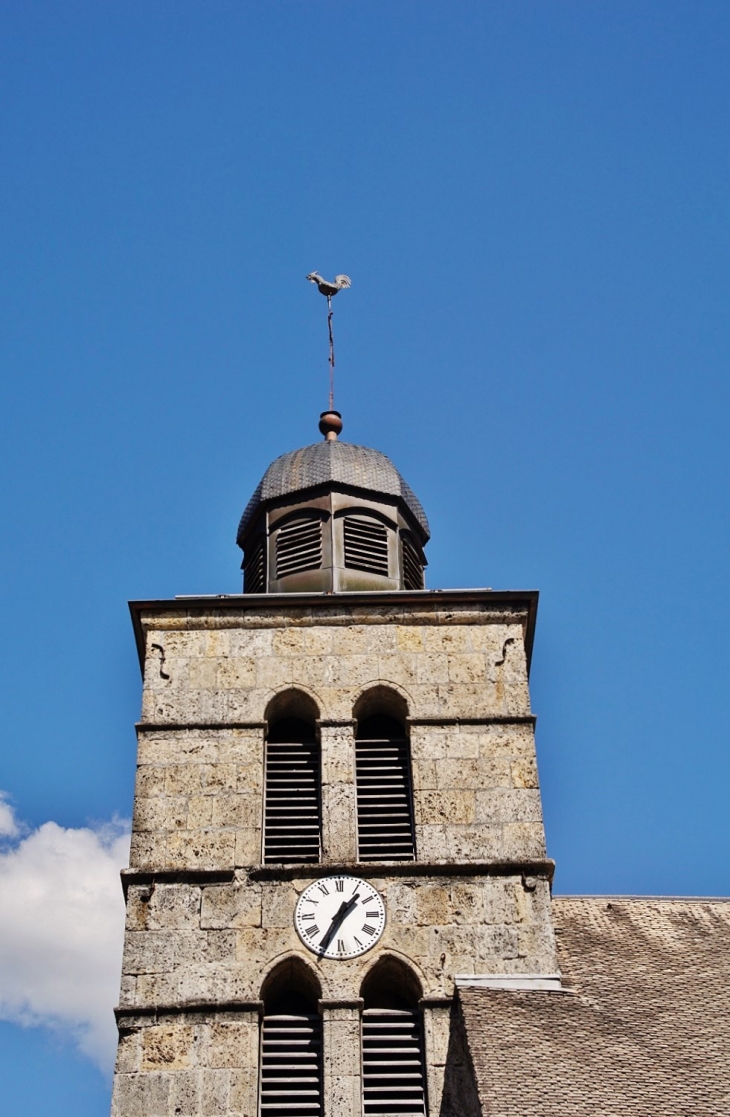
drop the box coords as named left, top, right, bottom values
left=0, top=792, right=19, bottom=838
left=0, top=796, right=130, bottom=1074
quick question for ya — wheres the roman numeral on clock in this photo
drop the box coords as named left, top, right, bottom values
left=301, top=912, right=315, bottom=921
left=365, top=911, right=379, bottom=918
left=335, top=879, right=344, bottom=892
left=362, top=924, right=376, bottom=936
left=337, top=939, right=345, bottom=953
left=305, top=925, right=320, bottom=939
left=317, top=883, right=329, bottom=896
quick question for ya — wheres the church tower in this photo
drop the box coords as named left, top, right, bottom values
left=111, top=410, right=557, bottom=1117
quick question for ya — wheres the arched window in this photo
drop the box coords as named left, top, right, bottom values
left=355, top=708, right=416, bottom=862
left=361, top=959, right=427, bottom=1117
left=260, top=960, right=323, bottom=1117
left=264, top=693, right=321, bottom=864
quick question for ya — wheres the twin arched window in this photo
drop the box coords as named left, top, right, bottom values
left=263, top=691, right=416, bottom=865
left=259, top=958, right=427, bottom=1117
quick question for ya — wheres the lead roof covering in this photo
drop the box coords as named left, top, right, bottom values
left=237, top=440, right=430, bottom=544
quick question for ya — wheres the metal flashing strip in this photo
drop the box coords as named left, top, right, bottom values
left=455, top=974, right=566, bottom=992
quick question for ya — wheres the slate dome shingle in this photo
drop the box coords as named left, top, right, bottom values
left=237, top=440, right=430, bottom=544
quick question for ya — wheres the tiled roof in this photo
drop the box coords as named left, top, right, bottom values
left=237, top=440, right=430, bottom=543
left=460, top=896, right=730, bottom=1116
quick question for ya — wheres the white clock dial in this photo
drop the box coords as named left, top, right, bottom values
left=294, top=876, right=386, bottom=959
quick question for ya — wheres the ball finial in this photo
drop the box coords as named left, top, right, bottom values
left=319, top=410, right=343, bottom=441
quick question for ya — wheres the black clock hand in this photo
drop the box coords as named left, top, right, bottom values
left=319, top=892, right=361, bottom=951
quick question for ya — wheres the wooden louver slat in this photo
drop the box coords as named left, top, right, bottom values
left=244, top=537, right=266, bottom=594
left=343, top=517, right=389, bottom=577
left=276, top=519, right=322, bottom=578
left=402, top=534, right=424, bottom=590
left=264, top=731, right=321, bottom=864
left=356, top=718, right=416, bottom=862
left=260, top=1013, right=323, bottom=1117
left=362, top=1009, right=427, bottom=1116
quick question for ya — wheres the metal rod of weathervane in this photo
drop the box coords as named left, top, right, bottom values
left=305, top=271, right=351, bottom=412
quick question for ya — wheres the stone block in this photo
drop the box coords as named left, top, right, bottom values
left=256, top=655, right=293, bottom=689
left=434, top=759, right=480, bottom=789
left=415, top=824, right=447, bottom=861
left=187, top=795, right=214, bottom=829
left=325, top=1074, right=360, bottom=1117
left=169, top=1070, right=200, bottom=1116
left=450, top=883, right=486, bottom=925
left=135, top=971, right=180, bottom=1005
left=484, top=882, right=520, bottom=925
left=235, top=761, right=264, bottom=796
left=217, top=657, right=257, bottom=689
left=229, top=1067, right=259, bottom=1116
left=234, top=828, right=261, bottom=867
left=423, top=626, right=471, bottom=653
left=166, top=830, right=235, bottom=871
left=416, top=654, right=449, bottom=686
left=200, top=882, right=262, bottom=929
left=321, top=727, right=355, bottom=786
left=141, top=1025, right=195, bottom=1071
left=415, top=790, right=475, bottom=826
left=511, top=756, right=539, bottom=788
left=199, top=763, right=240, bottom=794
left=135, top=766, right=166, bottom=799
left=385, top=881, right=417, bottom=922
left=322, top=783, right=357, bottom=863
left=228, top=629, right=273, bottom=657
left=422, top=1003, right=452, bottom=1066
left=323, top=1018, right=360, bottom=1076
left=502, top=821, right=547, bottom=859
left=111, top=1072, right=171, bottom=1117
left=124, top=932, right=172, bottom=975
left=144, top=884, right=201, bottom=931
left=475, top=787, right=543, bottom=824
left=373, top=653, right=418, bottom=688
left=445, top=826, right=503, bottom=861
left=447, top=654, right=487, bottom=685
left=200, top=1068, right=231, bottom=1115
left=410, top=758, right=438, bottom=790
left=385, top=921, right=430, bottom=956
left=212, top=793, right=260, bottom=830
left=114, top=1030, right=142, bottom=1074
left=209, top=1021, right=256, bottom=1068
left=174, top=930, right=237, bottom=965
left=164, top=765, right=203, bottom=797
left=189, top=657, right=218, bottom=690
left=415, top=883, right=451, bottom=926
left=261, top=885, right=295, bottom=929
left=133, top=796, right=188, bottom=834
left=396, top=626, right=424, bottom=652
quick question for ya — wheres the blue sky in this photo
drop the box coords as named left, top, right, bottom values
left=0, top=2, right=729, bottom=1112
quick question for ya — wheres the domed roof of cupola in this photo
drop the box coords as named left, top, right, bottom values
left=237, top=435, right=430, bottom=545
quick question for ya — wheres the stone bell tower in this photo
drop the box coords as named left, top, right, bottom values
left=111, top=411, right=557, bottom=1117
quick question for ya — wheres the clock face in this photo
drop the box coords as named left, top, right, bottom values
left=294, top=876, right=386, bottom=959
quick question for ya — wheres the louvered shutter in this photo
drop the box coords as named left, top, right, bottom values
left=362, top=1009, right=427, bottom=1116
left=260, top=1012, right=323, bottom=1117
left=401, top=535, right=424, bottom=590
left=356, top=716, right=416, bottom=861
left=244, top=536, right=266, bottom=594
left=276, top=518, right=322, bottom=578
left=343, top=516, right=389, bottom=577
left=264, top=719, right=321, bottom=864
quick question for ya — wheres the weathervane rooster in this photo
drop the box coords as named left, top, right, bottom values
left=306, top=271, right=351, bottom=411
